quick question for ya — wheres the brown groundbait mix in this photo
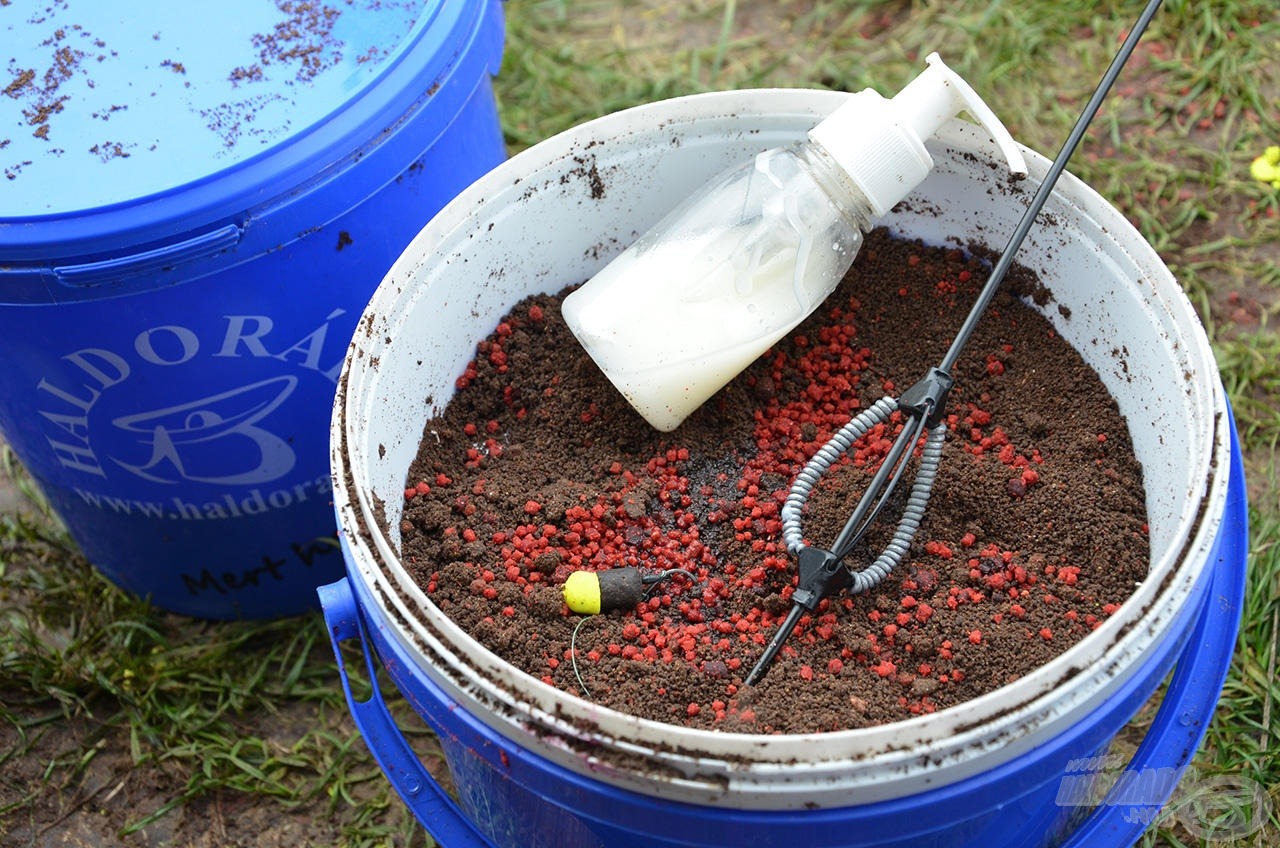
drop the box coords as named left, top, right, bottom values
left=399, top=228, right=1149, bottom=735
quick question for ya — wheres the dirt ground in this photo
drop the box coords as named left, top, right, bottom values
left=0, top=523, right=444, bottom=846
left=2, top=693, right=361, bottom=848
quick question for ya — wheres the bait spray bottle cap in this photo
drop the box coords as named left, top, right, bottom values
left=563, top=53, right=1027, bottom=431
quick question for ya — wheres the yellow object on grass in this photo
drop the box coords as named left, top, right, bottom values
left=1250, top=146, right=1280, bottom=188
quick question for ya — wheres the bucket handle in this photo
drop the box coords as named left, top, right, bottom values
left=318, top=578, right=495, bottom=848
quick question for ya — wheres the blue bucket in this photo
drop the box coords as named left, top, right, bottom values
left=323, top=91, right=1246, bottom=845
left=0, top=0, right=506, bottom=618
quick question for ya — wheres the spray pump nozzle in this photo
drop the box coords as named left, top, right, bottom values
left=809, top=53, right=1027, bottom=218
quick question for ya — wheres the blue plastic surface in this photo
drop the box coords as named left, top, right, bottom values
left=0, top=0, right=507, bottom=618
left=320, top=412, right=1247, bottom=848
left=5, top=1, right=432, bottom=218
left=319, top=579, right=493, bottom=847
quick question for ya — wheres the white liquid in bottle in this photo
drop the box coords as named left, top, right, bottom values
left=563, top=53, right=1028, bottom=431
left=564, top=147, right=864, bottom=431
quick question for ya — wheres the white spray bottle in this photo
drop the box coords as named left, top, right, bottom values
left=562, top=53, right=1028, bottom=431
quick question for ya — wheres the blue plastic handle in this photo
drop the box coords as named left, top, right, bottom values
left=318, top=579, right=495, bottom=848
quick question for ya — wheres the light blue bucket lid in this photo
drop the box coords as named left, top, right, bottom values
left=1, top=0, right=496, bottom=264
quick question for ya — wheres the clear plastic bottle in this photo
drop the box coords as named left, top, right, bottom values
left=563, top=54, right=1027, bottom=431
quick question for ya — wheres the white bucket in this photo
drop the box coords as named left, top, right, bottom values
left=329, top=90, right=1233, bottom=823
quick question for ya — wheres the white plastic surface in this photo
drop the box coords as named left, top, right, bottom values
left=809, top=53, right=1027, bottom=217
left=331, top=89, right=1228, bottom=809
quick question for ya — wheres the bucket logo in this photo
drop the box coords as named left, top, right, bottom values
left=111, top=376, right=298, bottom=485
left=34, top=309, right=347, bottom=522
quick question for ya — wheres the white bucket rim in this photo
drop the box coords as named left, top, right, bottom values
left=332, top=88, right=1229, bottom=807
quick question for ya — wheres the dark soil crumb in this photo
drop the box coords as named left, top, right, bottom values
left=399, top=228, right=1149, bottom=735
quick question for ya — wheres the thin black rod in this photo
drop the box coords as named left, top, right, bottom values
left=831, top=409, right=928, bottom=559
left=748, top=0, right=1163, bottom=688
left=745, top=603, right=805, bottom=686
left=939, top=0, right=1164, bottom=374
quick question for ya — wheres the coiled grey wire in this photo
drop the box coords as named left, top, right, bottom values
left=781, top=396, right=897, bottom=554
left=847, top=422, right=945, bottom=592
left=781, top=396, right=946, bottom=594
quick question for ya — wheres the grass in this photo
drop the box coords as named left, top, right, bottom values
left=0, top=473, right=427, bottom=845
left=2, top=0, right=1279, bottom=845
